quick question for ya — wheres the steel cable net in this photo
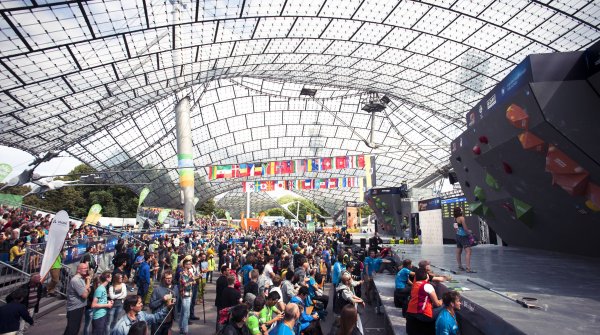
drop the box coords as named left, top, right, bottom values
left=0, top=0, right=598, bottom=212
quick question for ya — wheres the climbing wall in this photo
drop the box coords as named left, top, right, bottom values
left=450, top=42, right=600, bottom=256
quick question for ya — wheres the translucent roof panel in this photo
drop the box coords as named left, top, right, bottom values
left=0, top=0, right=598, bottom=212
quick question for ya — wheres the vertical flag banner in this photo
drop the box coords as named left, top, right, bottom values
left=84, top=204, right=102, bottom=225
left=194, top=196, right=199, bottom=207
left=239, top=164, right=249, bottom=177
left=365, top=155, right=373, bottom=188
left=0, top=163, right=12, bottom=182
left=335, top=156, right=347, bottom=169
left=225, top=211, right=232, bottom=225
left=157, top=208, right=172, bottom=224
left=40, top=210, right=70, bottom=280
left=138, top=187, right=150, bottom=207
left=231, top=164, right=240, bottom=178
left=358, top=177, right=364, bottom=202
left=322, top=157, right=332, bottom=170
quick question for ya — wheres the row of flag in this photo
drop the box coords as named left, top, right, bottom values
left=242, top=177, right=362, bottom=193
left=208, top=155, right=368, bottom=180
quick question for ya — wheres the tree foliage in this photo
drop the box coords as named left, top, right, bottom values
left=264, top=207, right=293, bottom=219
left=197, top=197, right=217, bottom=216
left=2, top=164, right=139, bottom=218
left=273, top=195, right=328, bottom=222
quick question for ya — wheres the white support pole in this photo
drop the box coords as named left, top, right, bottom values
left=175, top=97, right=194, bottom=226
left=246, top=191, right=251, bottom=220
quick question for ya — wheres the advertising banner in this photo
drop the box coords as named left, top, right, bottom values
left=157, top=209, right=171, bottom=224
left=138, top=187, right=150, bottom=207
left=40, top=210, right=70, bottom=279
left=84, top=204, right=102, bottom=225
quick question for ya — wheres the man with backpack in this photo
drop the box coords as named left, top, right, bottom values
left=220, top=304, right=250, bottom=335
left=217, top=275, right=243, bottom=332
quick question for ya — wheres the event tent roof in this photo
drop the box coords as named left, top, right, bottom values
left=1, top=0, right=598, bottom=212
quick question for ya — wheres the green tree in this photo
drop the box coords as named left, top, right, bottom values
left=264, top=207, right=294, bottom=219
left=213, top=207, right=226, bottom=218
left=2, top=164, right=139, bottom=218
left=276, top=196, right=328, bottom=222
left=197, top=197, right=217, bottom=215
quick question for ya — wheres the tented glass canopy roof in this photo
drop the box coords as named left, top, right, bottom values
left=1, top=0, right=598, bottom=213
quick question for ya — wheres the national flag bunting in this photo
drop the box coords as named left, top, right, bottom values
left=208, top=155, right=370, bottom=180
left=242, top=177, right=359, bottom=192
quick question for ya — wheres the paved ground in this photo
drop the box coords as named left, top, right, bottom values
left=29, top=272, right=387, bottom=335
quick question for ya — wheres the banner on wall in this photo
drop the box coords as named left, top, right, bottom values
left=209, top=155, right=367, bottom=180
left=418, top=198, right=443, bottom=245
left=40, top=210, right=70, bottom=279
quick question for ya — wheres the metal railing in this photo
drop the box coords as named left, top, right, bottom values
left=26, top=248, right=71, bottom=299
left=0, top=260, right=31, bottom=303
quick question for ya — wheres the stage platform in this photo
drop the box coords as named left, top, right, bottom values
left=372, top=244, right=600, bottom=335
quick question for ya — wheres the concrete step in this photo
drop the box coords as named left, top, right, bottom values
left=36, top=296, right=66, bottom=319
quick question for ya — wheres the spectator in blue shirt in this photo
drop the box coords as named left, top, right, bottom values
left=436, top=291, right=462, bottom=335
left=289, top=287, right=322, bottom=335
left=332, top=253, right=345, bottom=286
left=241, top=256, right=255, bottom=286
left=364, top=249, right=387, bottom=314
left=395, top=259, right=414, bottom=290
left=137, top=253, right=153, bottom=299
left=269, top=303, right=299, bottom=335
left=394, top=259, right=414, bottom=312
left=321, top=248, right=331, bottom=283
left=91, top=271, right=114, bottom=335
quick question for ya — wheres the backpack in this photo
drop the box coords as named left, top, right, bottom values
left=333, top=288, right=353, bottom=314
left=217, top=306, right=232, bottom=326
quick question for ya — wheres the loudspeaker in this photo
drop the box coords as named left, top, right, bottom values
left=448, top=172, right=458, bottom=184
left=360, top=238, right=367, bottom=249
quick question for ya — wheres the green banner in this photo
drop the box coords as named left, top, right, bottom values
left=157, top=208, right=171, bottom=224
left=306, top=222, right=315, bottom=232
left=0, top=163, right=12, bottom=182
left=138, top=187, right=150, bottom=207
left=225, top=211, right=232, bottom=224
left=0, top=193, right=23, bottom=207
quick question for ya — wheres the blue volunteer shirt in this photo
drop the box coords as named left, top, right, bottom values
left=395, top=267, right=411, bottom=289
left=332, top=261, right=345, bottom=285
left=241, top=264, right=254, bottom=286
left=364, top=257, right=382, bottom=276
left=435, top=308, right=459, bottom=335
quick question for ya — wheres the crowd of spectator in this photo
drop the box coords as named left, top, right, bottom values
left=1, top=204, right=463, bottom=335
